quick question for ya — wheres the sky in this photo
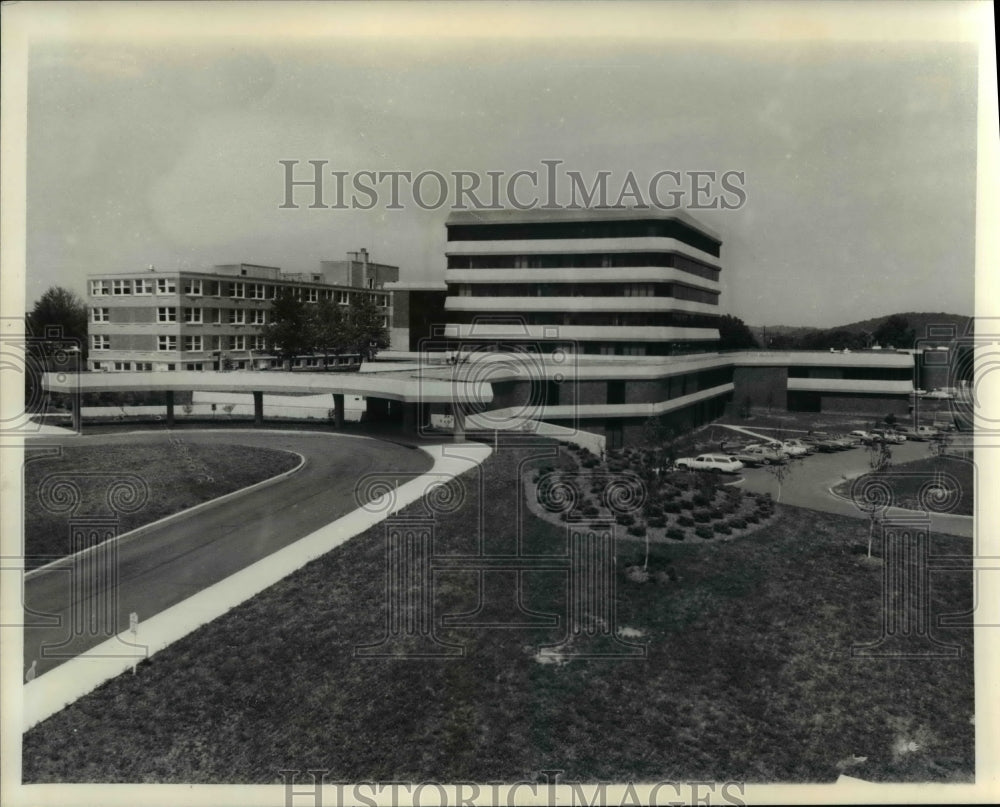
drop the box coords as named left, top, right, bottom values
left=22, top=3, right=982, bottom=328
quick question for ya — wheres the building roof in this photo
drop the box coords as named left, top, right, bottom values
left=444, top=207, right=722, bottom=243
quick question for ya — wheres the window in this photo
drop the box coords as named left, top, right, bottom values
left=136, top=362, right=153, bottom=371
left=211, top=308, right=224, bottom=325
left=336, top=291, right=350, bottom=304
left=378, top=295, right=389, bottom=307
left=249, top=335, right=267, bottom=350
left=158, top=335, right=177, bottom=351
left=250, top=283, right=266, bottom=299
left=114, top=362, right=130, bottom=371
left=206, top=281, right=220, bottom=296
left=249, top=309, right=266, bottom=325
left=183, top=335, right=203, bottom=351
left=230, top=335, right=246, bottom=350
left=230, top=282, right=245, bottom=299
left=157, top=278, right=176, bottom=294
left=183, top=278, right=203, bottom=296
left=92, top=335, right=110, bottom=351
left=90, top=279, right=110, bottom=296
left=210, top=335, right=222, bottom=351
left=112, top=279, right=132, bottom=296
left=91, top=307, right=110, bottom=323
left=306, top=288, right=318, bottom=303
left=228, top=309, right=246, bottom=325
left=184, top=308, right=203, bottom=324
left=157, top=307, right=177, bottom=323
left=134, top=278, right=154, bottom=295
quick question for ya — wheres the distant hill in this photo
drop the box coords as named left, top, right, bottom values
left=750, top=312, right=972, bottom=350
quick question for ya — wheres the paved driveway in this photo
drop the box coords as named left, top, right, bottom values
left=735, top=441, right=974, bottom=538
left=22, top=430, right=432, bottom=675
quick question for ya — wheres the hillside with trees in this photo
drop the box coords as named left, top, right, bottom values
left=752, top=312, right=972, bottom=351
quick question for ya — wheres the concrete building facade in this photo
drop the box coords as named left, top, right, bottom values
left=86, top=254, right=397, bottom=372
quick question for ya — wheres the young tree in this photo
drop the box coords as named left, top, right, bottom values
left=263, top=289, right=311, bottom=368
left=347, top=293, right=389, bottom=361
left=864, top=441, right=893, bottom=558
left=763, top=459, right=794, bottom=503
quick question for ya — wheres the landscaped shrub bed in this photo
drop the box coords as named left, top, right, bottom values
left=529, top=445, right=777, bottom=544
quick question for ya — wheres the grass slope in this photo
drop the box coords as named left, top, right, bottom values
left=833, top=455, right=974, bottom=517
left=22, top=442, right=973, bottom=784
left=24, top=443, right=301, bottom=568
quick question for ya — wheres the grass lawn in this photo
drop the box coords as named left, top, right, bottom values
left=23, top=442, right=301, bottom=568
left=22, top=441, right=973, bottom=784
left=832, top=455, right=974, bottom=516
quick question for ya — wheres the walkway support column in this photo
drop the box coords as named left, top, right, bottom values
left=332, top=393, right=345, bottom=428
left=402, top=402, right=418, bottom=435
left=452, top=407, right=465, bottom=443
left=165, top=390, right=175, bottom=428
left=253, top=391, right=264, bottom=427
left=70, top=394, right=82, bottom=433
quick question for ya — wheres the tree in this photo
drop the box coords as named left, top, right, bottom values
left=347, top=293, right=389, bottom=361
left=640, top=416, right=678, bottom=470
left=310, top=298, right=350, bottom=367
left=864, top=441, right=893, bottom=558
left=717, top=315, right=759, bottom=350
left=263, top=289, right=312, bottom=368
left=884, top=412, right=898, bottom=429
left=26, top=286, right=88, bottom=351
left=763, top=459, right=794, bottom=503
left=873, top=315, right=916, bottom=350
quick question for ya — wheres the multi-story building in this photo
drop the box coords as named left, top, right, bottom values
left=442, top=208, right=723, bottom=356
left=86, top=254, right=397, bottom=372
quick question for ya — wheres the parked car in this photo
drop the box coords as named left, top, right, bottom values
left=849, top=430, right=878, bottom=445
left=780, top=438, right=815, bottom=455
left=871, top=428, right=906, bottom=444
left=737, top=444, right=789, bottom=465
left=802, top=432, right=843, bottom=452
left=673, top=454, right=744, bottom=474
left=916, top=425, right=942, bottom=440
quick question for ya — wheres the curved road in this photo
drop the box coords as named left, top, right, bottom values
left=23, top=430, right=432, bottom=676
left=735, top=441, right=974, bottom=538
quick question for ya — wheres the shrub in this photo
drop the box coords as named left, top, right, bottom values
left=692, top=492, right=712, bottom=508
left=615, top=513, right=636, bottom=527
left=744, top=512, right=759, bottom=524
left=647, top=516, right=666, bottom=528
left=729, top=517, right=747, bottom=530
left=666, top=527, right=686, bottom=541
left=678, top=515, right=695, bottom=527
left=714, top=522, right=732, bottom=535
left=627, top=524, right=647, bottom=537
left=695, top=526, right=714, bottom=540
left=663, top=500, right=681, bottom=514
left=645, top=505, right=664, bottom=519
left=709, top=507, right=724, bottom=520
left=582, top=457, right=599, bottom=469
left=679, top=498, right=695, bottom=510
left=583, top=505, right=599, bottom=517
left=693, top=509, right=712, bottom=524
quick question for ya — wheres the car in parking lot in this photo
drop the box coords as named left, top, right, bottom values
left=849, top=430, right=878, bottom=445
left=779, top=438, right=815, bottom=455
left=871, top=428, right=906, bottom=444
left=736, top=444, right=789, bottom=465
left=673, top=454, right=744, bottom=474
left=896, top=425, right=940, bottom=441
left=804, top=431, right=854, bottom=451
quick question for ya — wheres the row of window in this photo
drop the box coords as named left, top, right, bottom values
left=91, top=307, right=270, bottom=324
left=91, top=334, right=268, bottom=352
left=446, top=219, right=722, bottom=258
left=90, top=278, right=388, bottom=306
left=448, top=311, right=720, bottom=329
left=447, top=252, right=721, bottom=282
left=450, top=282, right=719, bottom=304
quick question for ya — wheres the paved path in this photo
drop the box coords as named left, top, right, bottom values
left=22, top=430, right=433, bottom=676
left=735, top=441, right=974, bottom=538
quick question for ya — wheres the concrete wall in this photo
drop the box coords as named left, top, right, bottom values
left=819, top=394, right=911, bottom=416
